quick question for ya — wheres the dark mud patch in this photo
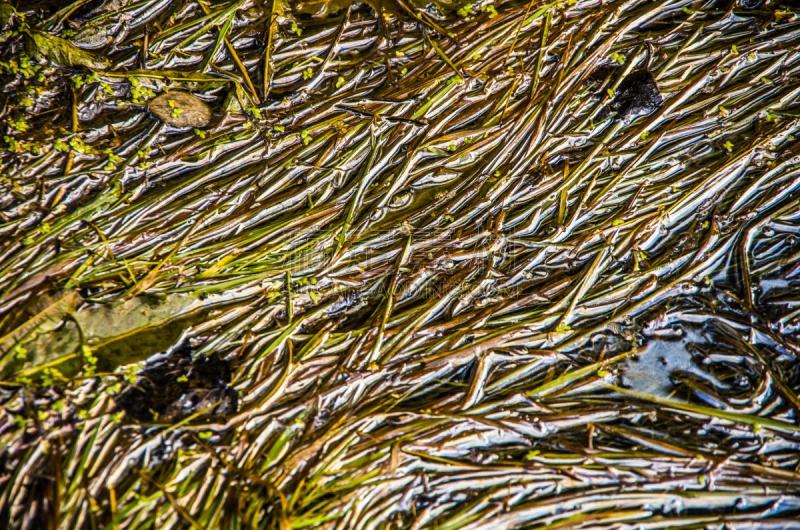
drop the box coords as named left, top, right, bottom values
left=609, top=70, right=663, bottom=123
left=114, top=348, right=238, bottom=423
left=590, top=68, right=663, bottom=123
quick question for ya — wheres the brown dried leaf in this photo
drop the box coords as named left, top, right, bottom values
left=148, top=91, right=212, bottom=128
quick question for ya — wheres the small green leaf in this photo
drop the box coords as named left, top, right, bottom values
left=14, top=345, right=27, bottom=360
left=9, top=117, right=29, bottom=132
left=244, top=104, right=263, bottom=120
left=69, top=136, right=86, bottom=153
left=457, top=3, right=473, bottom=17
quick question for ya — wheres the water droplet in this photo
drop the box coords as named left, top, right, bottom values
left=389, top=192, right=411, bottom=209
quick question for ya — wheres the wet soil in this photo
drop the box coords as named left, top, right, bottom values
left=113, top=346, right=238, bottom=423
left=591, top=68, right=663, bottom=123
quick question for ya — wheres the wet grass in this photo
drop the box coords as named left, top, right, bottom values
left=1, top=0, right=800, bottom=528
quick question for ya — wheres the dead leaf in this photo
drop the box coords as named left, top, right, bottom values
left=0, top=290, right=81, bottom=356
left=149, top=91, right=212, bottom=128
left=26, top=30, right=110, bottom=70
left=5, top=294, right=210, bottom=380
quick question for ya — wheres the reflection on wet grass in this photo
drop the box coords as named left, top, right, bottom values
left=1, top=0, right=800, bottom=528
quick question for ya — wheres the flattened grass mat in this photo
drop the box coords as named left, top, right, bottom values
left=1, top=0, right=800, bottom=528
